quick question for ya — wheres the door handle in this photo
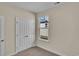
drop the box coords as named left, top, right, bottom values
left=24, top=35, right=28, bottom=37
left=1, top=40, right=4, bottom=42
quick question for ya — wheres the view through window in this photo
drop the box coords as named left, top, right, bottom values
left=40, top=16, right=48, bottom=40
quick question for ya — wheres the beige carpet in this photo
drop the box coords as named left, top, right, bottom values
left=14, top=47, right=59, bottom=56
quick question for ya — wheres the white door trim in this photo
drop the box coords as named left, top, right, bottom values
left=0, top=16, right=5, bottom=56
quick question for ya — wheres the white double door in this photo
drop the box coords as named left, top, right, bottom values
left=16, top=17, right=35, bottom=53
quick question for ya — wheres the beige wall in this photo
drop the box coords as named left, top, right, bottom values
left=0, top=5, right=35, bottom=55
left=37, top=3, right=79, bottom=56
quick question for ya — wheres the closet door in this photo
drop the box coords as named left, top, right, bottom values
left=16, top=17, right=35, bottom=53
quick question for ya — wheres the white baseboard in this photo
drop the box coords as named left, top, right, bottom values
left=8, top=52, right=18, bottom=56
left=37, top=45, right=66, bottom=56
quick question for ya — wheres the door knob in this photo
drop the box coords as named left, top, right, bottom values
left=24, top=35, right=28, bottom=37
left=1, top=40, right=4, bottom=42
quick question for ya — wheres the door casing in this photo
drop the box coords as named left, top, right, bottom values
left=0, top=16, right=5, bottom=56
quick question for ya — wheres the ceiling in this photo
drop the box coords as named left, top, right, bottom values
left=0, top=2, right=62, bottom=13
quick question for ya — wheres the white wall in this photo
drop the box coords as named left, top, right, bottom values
left=36, top=2, right=79, bottom=56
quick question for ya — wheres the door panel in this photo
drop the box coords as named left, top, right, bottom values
left=16, top=17, right=35, bottom=53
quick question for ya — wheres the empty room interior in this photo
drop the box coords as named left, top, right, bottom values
left=0, top=2, right=79, bottom=56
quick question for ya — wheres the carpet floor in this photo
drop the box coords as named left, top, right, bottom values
left=14, top=46, right=59, bottom=56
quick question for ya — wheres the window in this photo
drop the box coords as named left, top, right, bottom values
left=39, top=16, right=49, bottom=41
left=40, top=16, right=48, bottom=28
